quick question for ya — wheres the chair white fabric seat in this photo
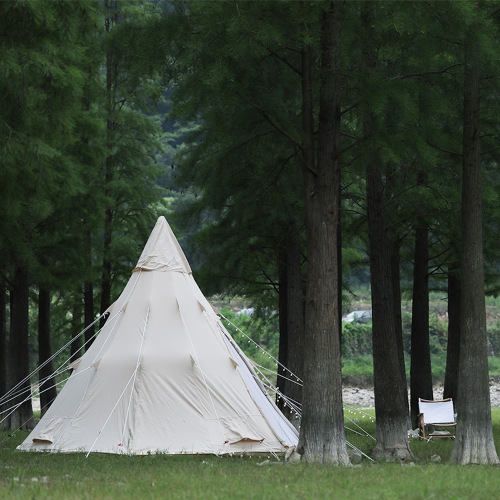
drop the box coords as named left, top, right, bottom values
left=418, top=398, right=457, bottom=439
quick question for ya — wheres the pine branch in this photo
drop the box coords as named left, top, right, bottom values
left=388, top=63, right=463, bottom=81
left=235, top=90, right=301, bottom=150
left=427, top=141, right=462, bottom=158
left=258, top=43, right=301, bottom=76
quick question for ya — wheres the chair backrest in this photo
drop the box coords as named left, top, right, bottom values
left=418, top=398, right=455, bottom=424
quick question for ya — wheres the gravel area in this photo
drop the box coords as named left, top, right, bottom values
left=343, top=383, right=500, bottom=408
left=31, top=384, right=500, bottom=412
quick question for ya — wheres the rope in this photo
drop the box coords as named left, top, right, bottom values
left=0, top=312, right=105, bottom=407
left=217, top=310, right=303, bottom=385
left=85, top=369, right=139, bottom=457
left=119, top=304, right=150, bottom=449
left=177, top=293, right=228, bottom=455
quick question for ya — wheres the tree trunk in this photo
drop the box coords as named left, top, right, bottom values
left=70, top=295, right=83, bottom=362
left=284, top=220, right=304, bottom=428
left=6, top=266, right=34, bottom=430
left=443, top=264, right=460, bottom=401
left=366, top=161, right=412, bottom=461
left=450, top=28, right=498, bottom=465
left=100, top=208, right=113, bottom=326
left=389, top=237, right=407, bottom=407
left=38, top=287, right=57, bottom=415
left=84, top=230, right=96, bottom=348
left=0, top=283, right=6, bottom=400
left=362, top=2, right=412, bottom=462
left=277, top=237, right=288, bottom=412
left=297, top=2, right=349, bottom=465
left=100, top=0, right=117, bottom=326
left=84, top=280, right=95, bottom=347
left=410, top=210, right=433, bottom=429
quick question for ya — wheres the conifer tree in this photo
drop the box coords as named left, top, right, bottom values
left=0, top=0, right=97, bottom=429
left=451, top=1, right=499, bottom=465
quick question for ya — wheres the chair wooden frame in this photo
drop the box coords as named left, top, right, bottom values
left=418, top=398, right=457, bottom=440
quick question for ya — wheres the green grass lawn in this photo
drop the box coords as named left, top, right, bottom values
left=1, top=411, right=500, bottom=500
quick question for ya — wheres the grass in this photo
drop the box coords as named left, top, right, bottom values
left=1, top=411, right=500, bottom=499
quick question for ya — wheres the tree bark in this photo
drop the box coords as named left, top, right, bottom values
left=443, top=264, right=460, bottom=401
left=277, top=239, right=288, bottom=413
left=362, top=2, right=412, bottom=462
left=366, top=163, right=412, bottom=461
left=297, top=2, right=349, bottom=465
left=284, top=221, right=304, bottom=428
left=410, top=174, right=433, bottom=428
left=450, top=27, right=499, bottom=465
left=100, top=0, right=117, bottom=326
left=70, top=295, right=83, bottom=362
left=6, top=266, right=34, bottom=430
left=84, top=229, right=96, bottom=348
left=389, top=237, right=407, bottom=408
left=0, top=284, right=6, bottom=400
left=38, top=287, right=57, bottom=415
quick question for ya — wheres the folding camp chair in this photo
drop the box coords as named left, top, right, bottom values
left=418, top=398, right=457, bottom=439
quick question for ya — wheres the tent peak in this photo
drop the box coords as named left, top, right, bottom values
left=133, top=216, right=192, bottom=274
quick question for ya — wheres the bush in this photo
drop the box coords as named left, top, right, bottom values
left=218, top=308, right=279, bottom=374
left=489, top=320, right=500, bottom=357
left=341, top=322, right=372, bottom=358
left=342, top=355, right=374, bottom=386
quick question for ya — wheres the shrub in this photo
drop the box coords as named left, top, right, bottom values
left=341, top=323, right=372, bottom=358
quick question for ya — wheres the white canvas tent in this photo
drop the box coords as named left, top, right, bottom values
left=18, top=216, right=298, bottom=456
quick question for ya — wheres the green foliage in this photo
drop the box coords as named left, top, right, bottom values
left=168, top=0, right=310, bottom=304
left=0, top=0, right=95, bottom=268
left=341, top=323, right=372, bottom=358
left=218, top=308, right=279, bottom=378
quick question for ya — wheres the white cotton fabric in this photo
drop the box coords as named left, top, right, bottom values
left=18, top=217, right=298, bottom=456
left=418, top=400, right=455, bottom=424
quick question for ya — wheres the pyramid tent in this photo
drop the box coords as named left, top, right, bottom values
left=18, top=217, right=298, bottom=456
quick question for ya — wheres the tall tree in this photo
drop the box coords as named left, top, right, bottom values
left=38, top=287, right=57, bottom=415
left=6, top=266, right=33, bottom=430
left=451, top=9, right=498, bottom=465
left=360, top=1, right=412, bottom=461
left=276, top=221, right=304, bottom=427
left=444, top=264, right=461, bottom=401
left=0, top=285, right=6, bottom=402
left=410, top=173, right=433, bottom=428
left=297, top=1, right=348, bottom=464
left=0, top=0, right=96, bottom=429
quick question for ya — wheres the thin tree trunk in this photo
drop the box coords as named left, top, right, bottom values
left=71, top=295, right=83, bottom=362
left=0, top=284, right=6, bottom=399
left=284, top=220, right=304, bottom=428
left=277, top=239, right=288, bottom=413
left=410, top=205, right=433, bottom=428
left=444, top=264, right=460, bottom=401
left=84, top=279, right=95, bottom=347
left=389, top=237, right=407, bottom=402
left=100, top=208, right=113, bottom=326
left=100, top=0, right=117, bottom=326
left=450, top=27, right=498, bottom=464
left=6, top=266, right=34, bottom=430
left=38, top=287, right=57, bottom=415
left=298, top=2, right=349, bottom=464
